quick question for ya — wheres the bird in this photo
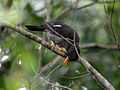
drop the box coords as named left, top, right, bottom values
left=25, top=21, right=80, bottom=64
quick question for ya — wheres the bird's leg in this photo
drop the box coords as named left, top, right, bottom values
left=55, top=45, right=70, bottom=64
left=64, top=57, right=70, bottom=65
left=55, top=45, right=70, bottom=65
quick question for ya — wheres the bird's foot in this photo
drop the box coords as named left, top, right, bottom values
left=56, top=45, right=67, bottom=53
left=50, top=41, right=55, bottom=48
left=64, top=57, right=70, bottom=65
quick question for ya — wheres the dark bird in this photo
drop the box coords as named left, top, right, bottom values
left=25, top=21, right=80, bottom=64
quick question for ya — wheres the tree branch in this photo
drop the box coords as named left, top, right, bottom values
left=4, top=25, right=115, bottom=90
left=39, top=56, right=61, bottom=75
left=77, top=56, right=115, bottom=90
left=80, top=43, right=120, bottom=50
left=55, top=0, right=120, bottom=19
left=5, top=25, right=65, bottom=57
left=39, top=76, right=72, bottom=90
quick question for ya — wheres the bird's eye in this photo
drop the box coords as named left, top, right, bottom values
left=53, top=24, right=62, bottom=28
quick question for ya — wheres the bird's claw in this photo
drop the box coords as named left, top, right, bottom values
left=59, top=47, right=67, bottom=52
left=50, top=41, right=67, bottom=53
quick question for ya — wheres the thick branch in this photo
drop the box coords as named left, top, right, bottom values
left=5, top=25, right=65, bottom=57
left=77, top=56, right=115, bottom=90
left=5, top=25, right=115, bottom=90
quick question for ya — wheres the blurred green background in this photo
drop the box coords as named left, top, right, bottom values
left=0, top=0, right=120, bottom=90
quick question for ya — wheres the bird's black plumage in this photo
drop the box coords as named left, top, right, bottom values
left=26, top=21, right=80, bottom=61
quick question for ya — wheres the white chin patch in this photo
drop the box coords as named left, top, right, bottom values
left=53, top=24, right=62, bottom=27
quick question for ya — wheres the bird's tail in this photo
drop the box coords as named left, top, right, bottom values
left=25, top=25, right=45, bottom=32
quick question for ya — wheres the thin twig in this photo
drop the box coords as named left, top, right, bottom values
left=62, top=72, right=90, bottom=80
left=39, top=76, right=72, bottom=90
left=80, top=43, right=120, bottom=51
left=55, top=0, right=120, bottom=19
left=55, top=2, right=96, bottom=20
left=110, top=0, right=119, bottom=47
left=40, top=56, right=61, bottom=75
left=45, top=0, right=52, bottom=22
left=46, top=64, right=62, bottom=78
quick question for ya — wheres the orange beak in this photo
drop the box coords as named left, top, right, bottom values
left=64, top=57, right=70, bottom=65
